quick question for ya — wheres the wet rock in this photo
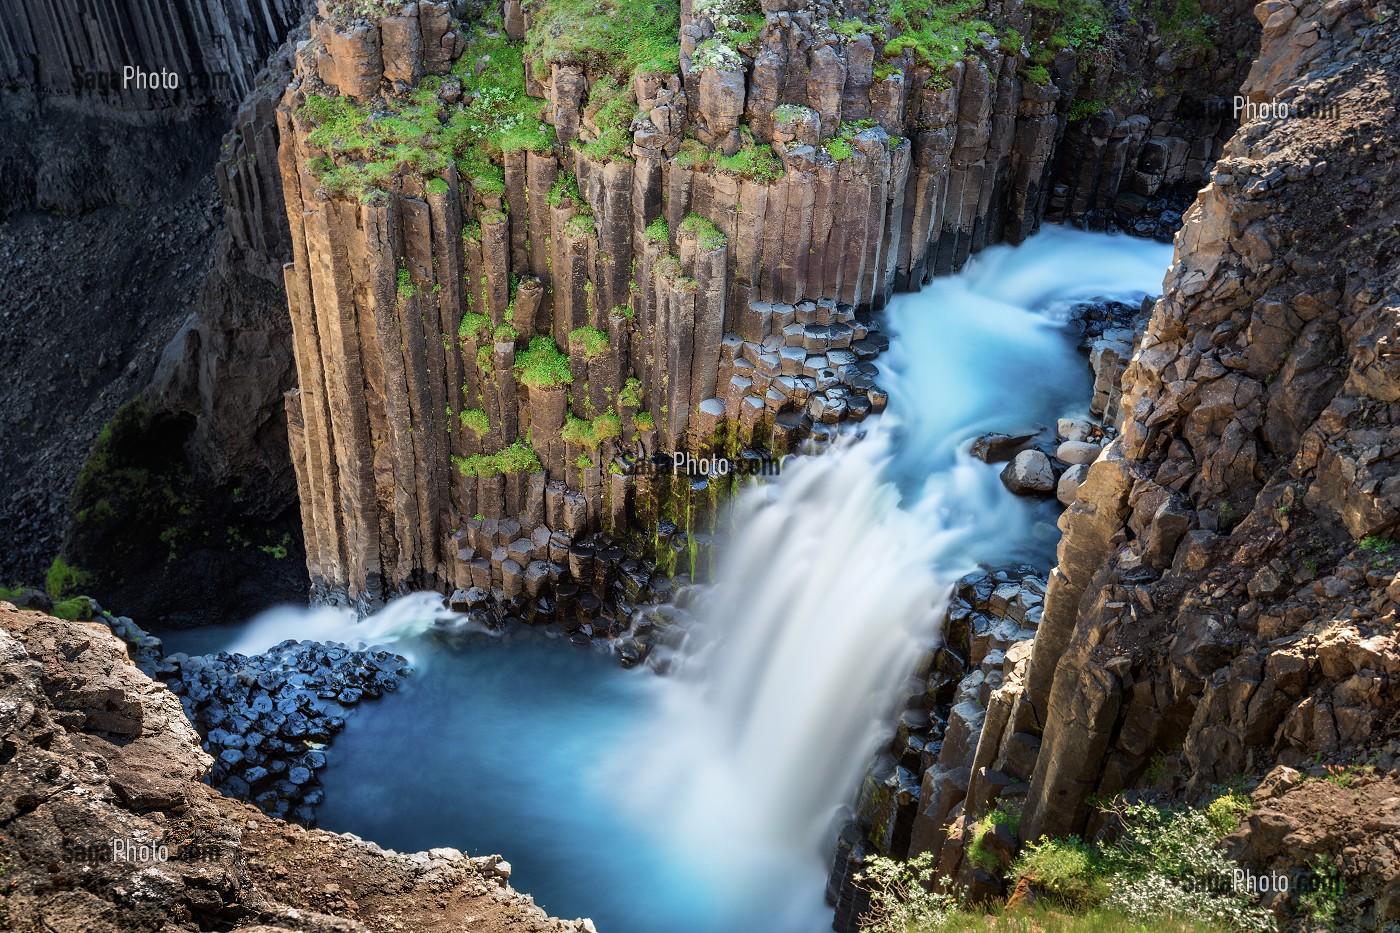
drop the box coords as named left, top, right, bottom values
left=970, top=431, right=1038, bottom=464
left=1000, top=450, right=1055, bottom=496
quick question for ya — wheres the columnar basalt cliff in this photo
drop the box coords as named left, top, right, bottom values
left=278, top=0, right=1255, bottom=606
left=0, top=0, right=312, bottom=215
left=895, top=0, right=1400, bottom=921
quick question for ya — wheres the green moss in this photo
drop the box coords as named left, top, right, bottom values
left=459, top=312, right=492, bottom=341
left=461, top=221, right=482, bottom=244
left=569, top=326, right=610, bottom=358
left=1022, top=62, right=1052, bottom=84
left=51, top=596, right=95, bottom=622
left=1068, top=98, right=1108, bottom=121
left=299, top=32, right=549, bottom=201
left=633, top=410, right=656, bottom=430
left=493, top=323, right=520, bottom=344
left=46, top=557, right=92, bottom=599
left=714, top=130, right=784, bottom=184
left=579, top=81, right=638, bottom=162
left=884, top=0, right=999, bottom=70
left=681, top=213, right=726, bottom=250
left=619, top=376, right=644, bottom=408
left=548, top=171, right=582, bottom=208
left=525, top=0, right=681, bottom=82
left=574, top=454, right=593, bottom=468
left=824, top=136, right=853, bottom=161
left=476, top=344, right=495, bottom=372
left=460, top=408, right=490, bottom=437
left=644, top=216, right=670, bottom=245
left=514, top=336, right=573, bottom=387
left=561, top=411, right=622, bottom=447
left=674, top=138, right=713, bottom=170
left=454, top=439, right=543, bottom=476
left=565, top=212, right=596, bottom=237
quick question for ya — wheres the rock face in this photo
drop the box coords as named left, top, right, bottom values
left=277, top=0, right=1256, bottom=605
left=892, top=0, right=1400, bottom=922
left=0, top=0, right=311, bottom=216
left=0, top=601, right=587, bottom=932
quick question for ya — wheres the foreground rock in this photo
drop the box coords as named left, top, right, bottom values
left=0, top=602, right=588, bottom=932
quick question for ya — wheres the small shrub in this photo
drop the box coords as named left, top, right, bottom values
left=1359, top=535, right=1395, bottom=554
left=46, top=556, right=92, bottom=599
left=1299, top=854, right=1344, bottom=926
left=1204, top=792, right=1250, bottom=836
left=1012, top=836, right=1108, bottom=910
left=856, top=851, right=958, bottom=933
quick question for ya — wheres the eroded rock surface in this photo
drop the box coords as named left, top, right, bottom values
left=0, top=602, right=587, bottom=932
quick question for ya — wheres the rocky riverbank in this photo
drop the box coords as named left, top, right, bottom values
left=840, top=0, right=1400, bottom=927
left=0, top=601, right=589, bottom=932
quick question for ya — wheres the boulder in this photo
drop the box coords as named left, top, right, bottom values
left=1000, top=450, right=1055, bottom=496
left=970, top=431, right=1038, bottom=463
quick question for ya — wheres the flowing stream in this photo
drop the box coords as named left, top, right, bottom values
left=162, top=227, right=1172, bottom=932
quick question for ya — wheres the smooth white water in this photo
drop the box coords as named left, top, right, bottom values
left=614, top=226, right=1174, bottom=929
left=166, top=227, right=1174, bottom=932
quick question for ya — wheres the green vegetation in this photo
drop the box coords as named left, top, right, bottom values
left=453, top=439, right=542, bottom=476
left=46, top=556, right=92, bottom=599
left=548, top=171, right=582, bottom=209
left=579, top=82, right=638, bottom=162
left=672, top=128, right=784, bottom=184
left=968, top=803, right=1021, bottom=871
left=1298, top=854, right=1344, bottom=926
left=619, top=376, right=644, bottom=408
left=397, top=264, right=416, bottom=300
left=514, top=336, right=574, bottom=387
left=823, top=120, right=875, bottom=162
left=299, top=31, right=549, bottom=200
left=715, top=135, right=785, bottom=184
left=523, top=0, right=680, bottom=162
left=1021, top=63, right=1052, bottom=85
left=681, top=213, right=727, bottom=250
left=569, top=326, right=610, bottom=358
left=523, top=0, right=680, bottom=82
left=425, top=176, right=449, bottom=196
left=1359, top=535, right=1395, bottom=554
left=50, top=596, right=95, bottom=622
left=575, top=454, right=594, bottom=468
left=1068, top=98, right=1108, bottom=122
left=460, top=408, right=491, bottom=437
left=494, top=323, right=520, bottom=343
left=461, top=221, right=482, bottom=244
left=633, top=410, right=656, bottom=430
left=884, top=0, right=1001, bottom=72
left=1160, top=0, right=1219, bottom=55
left=860, top=793, right=1276, bottom=933
left=561, top=412, right=623, bottom=447
left=459, top=311, right=493, bottom=341
left=565, top=212, right=596, bottom=238
left=1204, top=792, right=1250, bottom=835
left=644, top=217, right=670, bottom=245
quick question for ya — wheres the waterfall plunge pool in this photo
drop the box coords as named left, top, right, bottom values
left=162, top=228, right=1173, bottom=933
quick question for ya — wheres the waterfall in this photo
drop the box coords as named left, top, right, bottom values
left=615, top=227, right=1174, bottom=929
left=171, top=227, right=1174, bottom=933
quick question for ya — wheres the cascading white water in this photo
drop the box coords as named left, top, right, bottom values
left=616, top=226, right=1174, bottom=930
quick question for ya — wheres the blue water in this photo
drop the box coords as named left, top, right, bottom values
left=313, top=629, right=717, bottom=931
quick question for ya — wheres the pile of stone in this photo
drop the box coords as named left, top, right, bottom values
left=155, top=640, right=411, bottom=825
left=718, top=298, right=890, bottom=441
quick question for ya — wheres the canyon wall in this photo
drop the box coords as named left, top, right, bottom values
left=0, top=0, right=310, bottom=215
left=278, top=0, right=1254, bottom=606
left=898, top=0, right=1400, bottom=919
